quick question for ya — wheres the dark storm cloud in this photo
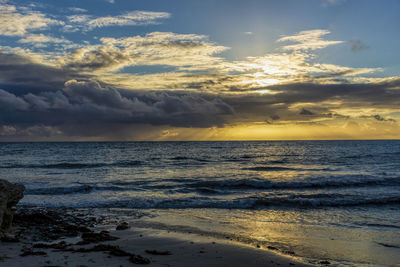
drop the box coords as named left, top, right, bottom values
left=0, top=51, right=235, bottom=139
left=62, top=80, right=234, bottom=127
left=252, top=80, right=400, bottom=108
left=0, top=52, right=87, bottom=92
left=221, top=79, right=400, bottom=122
left=0, top=89, right=30, bottom=110
left=0, top=78, right=235, bottom=139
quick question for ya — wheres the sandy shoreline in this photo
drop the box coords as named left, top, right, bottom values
left=0, top=208, right=313, bottom=267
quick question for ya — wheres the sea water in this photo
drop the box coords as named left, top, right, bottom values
left=1, top=141, right=399, bottom=266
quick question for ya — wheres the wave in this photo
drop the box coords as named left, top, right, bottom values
left=189, top=176, right=400, bottom=191
left=243, top=166, right=297, bottom=171
left=24, top=184, right=144, bottom=195
left=114, top=160, right=143, bottom=167
left=23, top=175, right=400, bottom=196
left=355, top=223, right=400, bottom=230
left=19, top=194, right=400, bottom=209
left=222, top=154, right=271, bottom=162
left=171, top=156, right=191, bottom=160
left=25, top=185, right=95, bottom=195
left=376, top=242, right=400, bottom=248
left=268, top=160, right=288, bottom=164
left=0, top=160, right=143, bottom=169
left=41, top=163, right=105, bottom=169
left=251, top=195, right=400, bottom=208
left=243, top=165, right=338, bottom=171
left=342, top=154, right=375, bottom=159
left=0, top=162, right=103, bottom=169
left=170, top=156, right=211, bottom=162
left=240, top=155, right=263, bottom=159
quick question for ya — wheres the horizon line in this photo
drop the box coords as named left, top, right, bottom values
left=1, top=139, right=399, bottom=143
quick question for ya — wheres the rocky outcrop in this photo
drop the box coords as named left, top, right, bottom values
left=0, top=179, right=25, bottom=237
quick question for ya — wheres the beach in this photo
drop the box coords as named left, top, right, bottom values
left=1, top=141, right=399, bottom=266
left=0, top=208, right=311, bottom=267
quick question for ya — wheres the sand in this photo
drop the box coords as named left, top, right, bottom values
left=0, top=214, right=313, bottom=267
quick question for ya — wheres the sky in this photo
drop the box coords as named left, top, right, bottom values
left=0, top=0, right=399, bottom=141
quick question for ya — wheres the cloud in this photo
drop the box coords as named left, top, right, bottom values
left=220, top=78, right=400, bottom=126
left=0, top=88, right=30, bottom=110
left=0, top=125, right=17, bottom=136
left=87, top=11, right=170, bottom=29
left=18, top=34, right=71, bottom=47
left=62, top=80, right=235, bottom=127
left=0, top=74, right=235, bottom=139
left=264, top=79, right=400, bottom=108
left=0, top=2, right=62, bottom=36
left=277, top=30, right=343, bottom=51
left=0, top=51, right=88, bottom=90
left=66, top=14, right=91, bottom=23
left=66, top=11, right=171, bottom=31
left=348, top=40, right=369, bottom=52
left=0, top=51, right=398, bottom=140
left=67, top=7, right=88, bottom=13
left=0, top=1, right=170, bottom=35
left=58, top=32, right=228, bottom=72
left=0, top=20, right=398, bottom=140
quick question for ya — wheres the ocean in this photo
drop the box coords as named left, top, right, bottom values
left=1, top=141, right=399, bottom=266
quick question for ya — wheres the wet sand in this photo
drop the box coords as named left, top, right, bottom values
left=0, top=208, right=313, bottom=267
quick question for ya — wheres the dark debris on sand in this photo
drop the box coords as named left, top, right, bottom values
left=76, top=231, right=119, bottom=245
left=14, top=208, right=93, bottom=241
left=74, top=243, right=151, bottom=264
left=20, top=248, right=48, bottom=257
left=9, top=208, right=151, bottom=265
left=145, top=249, right=172, bottom=255
left=33, top=241, right=72, bottom=250
left=116, top=221, right=130, bottom=230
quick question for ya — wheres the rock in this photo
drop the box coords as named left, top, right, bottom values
left=0, top=179, right=25, bottom=237
left=116, top=221, right=130, bottom=230
left=129, top=254, right=151, bottom=264
left=14, top=211, right=58, bottom=226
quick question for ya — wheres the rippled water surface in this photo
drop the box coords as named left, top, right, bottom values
left=1, top=141, right=399, bottom=266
